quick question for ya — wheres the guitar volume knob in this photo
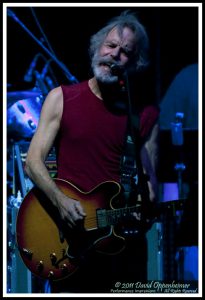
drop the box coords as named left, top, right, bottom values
left=36, top=260, right=44, bottom=272
left=21, top=248, right=33, bottom=260
left=48, top=271, right=54, bottom=279
left=50, top=253, right=57, bottom=265
left=60, top=263, right=68, bottom=275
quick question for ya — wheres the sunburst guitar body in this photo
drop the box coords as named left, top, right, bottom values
left=16, top=178, right=140, bottom=281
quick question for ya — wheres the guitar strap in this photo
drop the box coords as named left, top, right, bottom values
left=120, top=116, right=152, bottom=235
left=120, top=73, right=151, bottom=229
left=120, top=121, right=138, bottom=200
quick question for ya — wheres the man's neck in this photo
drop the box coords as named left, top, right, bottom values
left=88, top=77, right=102, bottom=100
left=89, top=77, right=128, bottom=115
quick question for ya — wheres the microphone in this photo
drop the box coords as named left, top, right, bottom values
left=40, top=59, right=53, bottom=79
left=41, top=60, right=56, bottom=90
left=34, top=71, right=49, bottom=96
left=110, top=64, right=126, bottom=92
left=24, top=53, right=41, bottom=82
left=45, top=76, right=56, bottom=90
left=110, top=64, right=124, bottom=76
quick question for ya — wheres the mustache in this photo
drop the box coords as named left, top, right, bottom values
left=98, top=57, right=123, bottom=70
left=92, top=54, right=124, bottom=71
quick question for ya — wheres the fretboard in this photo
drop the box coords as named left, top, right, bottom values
left=96, top=204, right=141, bottom=228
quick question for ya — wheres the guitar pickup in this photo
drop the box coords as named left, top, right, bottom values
left=96, top=209, right=108, bottom=228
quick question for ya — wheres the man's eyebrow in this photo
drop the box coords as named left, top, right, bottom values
left=104, top=39, right=133, bottom=49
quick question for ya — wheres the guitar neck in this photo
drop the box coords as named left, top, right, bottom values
left=96, top=205, right=141, bottom=228
left=96, top=198, right=186, bottom=229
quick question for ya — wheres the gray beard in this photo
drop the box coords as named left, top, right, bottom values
left=93, top=66, right=118, bottom=84
left=91, top=53, right=119, bottom=84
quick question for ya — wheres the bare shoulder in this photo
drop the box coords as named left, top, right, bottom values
left=41, top=86, right=63, bottom=119
left=43, top=86, right=63, bottom=106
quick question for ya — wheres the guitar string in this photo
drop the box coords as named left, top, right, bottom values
left=80, top=205, right=141, bottom=227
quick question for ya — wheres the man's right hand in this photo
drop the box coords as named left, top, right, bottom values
left=56, top=194, right=87, bottom=228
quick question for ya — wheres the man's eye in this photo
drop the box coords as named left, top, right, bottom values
left=122, top=49, right=132, bottom=57
left=106, top=43, right=116, bottom=48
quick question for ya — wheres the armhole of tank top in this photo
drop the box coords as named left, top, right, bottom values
left=59, top=85, right=65, bottom=129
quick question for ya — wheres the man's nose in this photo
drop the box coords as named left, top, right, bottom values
left=110, top=47, right=121, bottom=59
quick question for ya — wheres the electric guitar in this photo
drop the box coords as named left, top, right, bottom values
left=16, top=178, right=185, bottom=282
left=16, top=178, right=145, bottom=282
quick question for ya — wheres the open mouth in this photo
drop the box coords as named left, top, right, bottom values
left=99, top=62, right=123, bottom=75
left=99, top=62, right=112, bottom=71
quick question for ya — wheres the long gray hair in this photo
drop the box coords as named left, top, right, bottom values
left=89, top=10, right=149, bottom=72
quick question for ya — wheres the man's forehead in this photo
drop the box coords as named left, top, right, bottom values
left=105, top=27, right=137, bottom=48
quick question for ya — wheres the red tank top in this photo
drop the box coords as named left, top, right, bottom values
left=56, top=81, right=159, bottom=191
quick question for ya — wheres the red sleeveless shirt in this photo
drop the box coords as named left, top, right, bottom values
left=56, top=81, right=158, bottom=191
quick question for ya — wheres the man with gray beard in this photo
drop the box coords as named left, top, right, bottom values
left=25, top=10, right=159, bottom=293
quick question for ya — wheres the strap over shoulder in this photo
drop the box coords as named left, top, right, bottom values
left=139, top=105, right=159, bottom=139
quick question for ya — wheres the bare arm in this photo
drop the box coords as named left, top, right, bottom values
left=140, top=122, right=159, bottom=202
left=25, top=86, right=86, bottom=227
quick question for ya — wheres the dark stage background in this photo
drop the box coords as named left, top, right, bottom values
left=7, top=6, right=198, bottom=96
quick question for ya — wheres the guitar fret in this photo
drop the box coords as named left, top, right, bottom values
left=96, top=204, right=141, bottom=227
left=106, top=205, right=140, bottom=225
